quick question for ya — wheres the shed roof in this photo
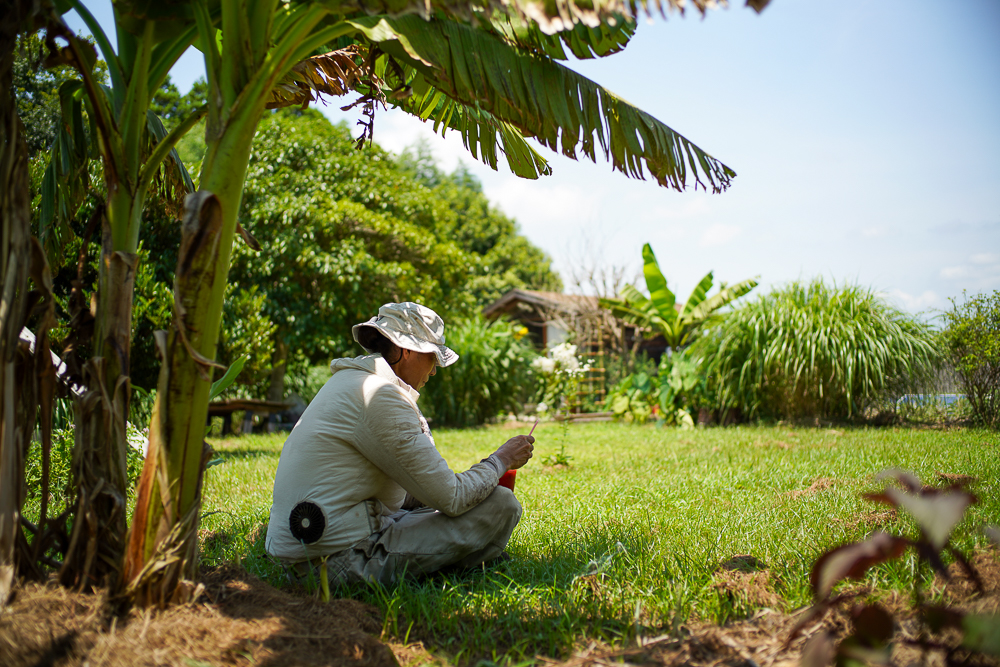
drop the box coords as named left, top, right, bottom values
left=482, top=289, right=599, bottom=319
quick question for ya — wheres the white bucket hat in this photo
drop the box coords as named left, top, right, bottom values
left=352, top=302, right=459, bottom=367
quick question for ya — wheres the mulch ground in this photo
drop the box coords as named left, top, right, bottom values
left=0, top=564, right=395, bottom=667
left=1, top=551, right=997, bottom=667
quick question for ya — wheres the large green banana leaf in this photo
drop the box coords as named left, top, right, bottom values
left=685, top=277, right=758, bottom=323
left=346, top=15, right=736, bottom=192
left=601, top=242, right=759, bottom=349
left=332, top=0, right=769, bottom=37
left=642, top=243, right=677, bottom=316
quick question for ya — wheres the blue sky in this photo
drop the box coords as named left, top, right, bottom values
left=67, top=0, right=1000, bottom=316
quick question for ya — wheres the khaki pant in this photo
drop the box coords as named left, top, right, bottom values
left=294, top=486, right=521, bottom=586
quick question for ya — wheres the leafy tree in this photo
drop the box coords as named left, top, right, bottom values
left=12, top=31, right=107, bottom=157
left=399, top=143, right=562, bottom=305
left=942, top=290, right=1000, bottom=428
left=600, top=242, right=758, bottom=350
left=230, top=108, right=559, bottom=399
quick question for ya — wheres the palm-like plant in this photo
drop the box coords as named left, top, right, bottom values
left=601, top=243, right=759, bottom=351
left=37, top=0, right=204, bottom=589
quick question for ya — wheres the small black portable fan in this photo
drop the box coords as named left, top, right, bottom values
left=289, top=501, right=325, bottom=544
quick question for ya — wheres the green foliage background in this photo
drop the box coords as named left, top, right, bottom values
left=225, top=108, right=561, bottom=396
left=942, top=290, right=1000, bottom=427
left=20, top=45, right=561, bottom=401
left=418, top=316, right=538, bottom=427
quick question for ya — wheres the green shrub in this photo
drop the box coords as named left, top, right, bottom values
left=605, top=352, right=709, bottom=427
left=22, top=424, right=146, bottom=524
left=604, top=350, right=658, bottom=388
left=419, top=317, right=538, bottom=427
left=942, top=290, right=1000, bottom=428
left=605, top=370, right=660, bottom=423
left=696, top=279, right=941, bottom=420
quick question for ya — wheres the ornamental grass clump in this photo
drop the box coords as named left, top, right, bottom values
left=696, top=279, right=941, bottom=421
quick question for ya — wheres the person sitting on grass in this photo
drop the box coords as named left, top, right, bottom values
left=265, top=301, right=535, bottom=586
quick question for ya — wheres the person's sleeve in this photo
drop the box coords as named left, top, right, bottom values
left=355, top=384, right=502, bottom=517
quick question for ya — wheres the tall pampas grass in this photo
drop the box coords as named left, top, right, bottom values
left=695, top=279, right=941, bottom=420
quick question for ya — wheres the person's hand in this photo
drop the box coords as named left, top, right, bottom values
left=493, top=435, right=535, bottom=471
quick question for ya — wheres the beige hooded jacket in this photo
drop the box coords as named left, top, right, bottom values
left=265, top=354, right=504, bottom=562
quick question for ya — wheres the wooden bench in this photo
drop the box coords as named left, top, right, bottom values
left=553, top=411, right=614, bottom=423
left=208, top=399, right=291, bottom=435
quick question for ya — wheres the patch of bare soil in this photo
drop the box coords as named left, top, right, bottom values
left=0, top=564, right=397, bottom=667
left=711, top=570, right=785, bottom=611
left=710, top=556, right=785, bottom=614
left=781, top=477, right=839, bottom=501
left=831, top=508, right=898, bottom=531
left=935, top=471, right=978, bottom=486
left=537, top=549, right=1000, bottom=667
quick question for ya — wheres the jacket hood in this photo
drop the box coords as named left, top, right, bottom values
left=329, top=354, right=420, bottom=401
left=330, top=354, right=380, bottom=375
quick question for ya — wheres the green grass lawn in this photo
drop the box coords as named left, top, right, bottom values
left=198, top=422, right=1000, bottom=663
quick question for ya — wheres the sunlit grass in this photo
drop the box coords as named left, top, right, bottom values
left=198, top=423, right=1000, bottom=662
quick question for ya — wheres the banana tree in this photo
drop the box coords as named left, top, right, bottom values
left=39, top=0, right=203, bottom=589
left=601, top=242, right=759, bottom=350
left=1, top=0, right=57, bottom=607
left=600, top=243, right=757, bottom=425
left=122, top=0, right=766, bottom=604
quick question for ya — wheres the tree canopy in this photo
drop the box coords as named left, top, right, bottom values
left=224, top=107, right=560, bottom=396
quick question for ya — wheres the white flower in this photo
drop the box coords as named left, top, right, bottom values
left=532, top=357, right=556, bottom=374
left=536, top=402, right=549, bottom=414
left=550, top=343, right=580, bottom=371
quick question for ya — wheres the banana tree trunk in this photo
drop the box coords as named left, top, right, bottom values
left=121, top=130, right=254, bottom=605
left=59, top=199, right=138, bottom=589
left=120, top=0, right=340, bottom=604
left=1, top=1, right=56, bottom=605
left=0, top=17, right=32, bottom=605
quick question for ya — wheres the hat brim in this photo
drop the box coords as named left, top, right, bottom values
left=352, top=321, right=459, bottom=367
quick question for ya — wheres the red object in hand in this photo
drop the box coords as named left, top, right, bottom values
left=498, top=469, right=517, bottom=491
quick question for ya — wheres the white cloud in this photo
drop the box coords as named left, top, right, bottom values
left=886, top=289, right=941, bottom=312
left=940, top=257, right=1000, bottom=289
left=861, top=227, right=885, bottom=238
left=940, top=266, right=968, bottom=279
left=699, top=224, right=742, bottom=247
left=484, top=179, right=600, bottom=228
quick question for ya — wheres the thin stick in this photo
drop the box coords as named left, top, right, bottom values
left=528, top=418, right=539, bottom=436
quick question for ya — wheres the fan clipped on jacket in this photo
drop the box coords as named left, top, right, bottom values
left=289, top=501, right=325, bottom=544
